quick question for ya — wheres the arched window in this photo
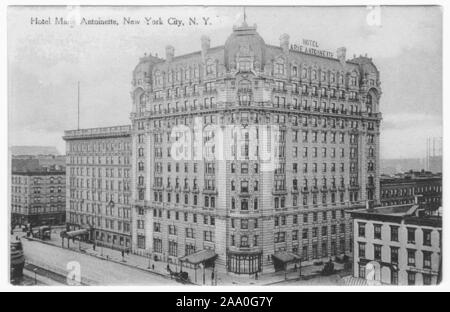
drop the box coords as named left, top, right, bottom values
left=206, top=59, right=215, bottom=75
left=301, top=68, right=308, bottom=79
left=240, top=235, right=249, bottom=247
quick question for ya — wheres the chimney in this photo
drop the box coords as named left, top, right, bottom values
left=201, top=35, right=210, bottom=59
left=337, top=47, right=346, bottom=64
left=280, top=33, right=290, bottom=54
left=366, top=199, right=375, bottom=212
left=165, top=45, right=174, bottom=62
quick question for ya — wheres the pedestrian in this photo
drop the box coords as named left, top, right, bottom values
left=152, top=264, right=155, bottom=270
left=93, top=244, right=96, bottom=251
left=255, top=272, right=258, bottom=280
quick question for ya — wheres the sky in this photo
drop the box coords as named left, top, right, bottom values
left=8, top=6, right=442, bottom=158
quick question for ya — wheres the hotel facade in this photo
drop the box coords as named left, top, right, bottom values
left=63, top=126, right=133, bottom=251
left=127, top=21, right=382, bottom=274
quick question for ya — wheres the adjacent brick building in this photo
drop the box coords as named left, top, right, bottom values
left=350, top=202, right=442, bottom=285
left=63, top=126, right=133, bottom=251
left=11, top=164, right=66, bottom=226
left=380, top=171, right=442, bottom=213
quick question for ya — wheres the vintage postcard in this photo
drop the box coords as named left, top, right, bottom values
left=7, top=4, right=443, bottom=290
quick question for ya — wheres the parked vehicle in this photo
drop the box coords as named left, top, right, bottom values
left=10, top=241, right=25, bottom=284
left=32, top=226, right=51, bottom=240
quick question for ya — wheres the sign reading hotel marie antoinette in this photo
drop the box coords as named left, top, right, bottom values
left=290, top=39, right=334, bottom=58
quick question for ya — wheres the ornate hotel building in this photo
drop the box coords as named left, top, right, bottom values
left=127, top=20, right=382, bottom=274
left=63, top=126, right=132, bottom=251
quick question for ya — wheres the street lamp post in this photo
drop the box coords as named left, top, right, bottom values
left=33, top=268, right=38, bottom=285
left=299, top=258, right=302, bottom=279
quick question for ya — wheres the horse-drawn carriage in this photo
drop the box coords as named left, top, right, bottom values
left=167, top=266, right=190, bottom=284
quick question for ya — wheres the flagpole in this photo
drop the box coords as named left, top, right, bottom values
left=77, top=81, right=80, bottom=130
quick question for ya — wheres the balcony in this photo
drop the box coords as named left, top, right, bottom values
left=203, top=188, right=218, bottom=195
left=272, top=188, right=287, bottom=195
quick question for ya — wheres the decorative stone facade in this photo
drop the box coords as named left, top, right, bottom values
left=128, top=21, right=382, bottom=274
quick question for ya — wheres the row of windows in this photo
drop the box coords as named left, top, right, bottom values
left=358, top=223, right=437, bottom=246
left=358, top=243, right=434, bottom=269
left=381, top=185, right=442, bottom=198
left=69, top=155, right=131, bottom=166
left=70, top=167, right=131, bottom=178
left=69, top=140, right=131, bottom=153
left=69, top=213, right=131, bottom=232
left=70, top=178, right=130, bottom=192
left=147, top=112, right=378, bottom=131
left=358, top=265, right=434, bottom=285
left=70, top=190, right=131, bottom=206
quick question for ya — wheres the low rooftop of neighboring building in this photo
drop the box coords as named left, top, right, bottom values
left=349, top=201, right=442, bottom=228
left=10, top=145, right=60, bottom=156
left=12, top=157, right=65, bottom=174
left=63, top=125, right=131, bottom=140
left=380, top=170, right=442, bottom=183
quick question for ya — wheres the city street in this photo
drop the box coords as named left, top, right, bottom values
left=20, top=238, right=178, bottom=286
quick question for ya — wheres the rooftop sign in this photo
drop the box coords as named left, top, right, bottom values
left=290, top=39, right=334, bottom=58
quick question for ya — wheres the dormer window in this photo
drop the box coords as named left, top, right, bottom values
left=206, top=60, right=215, bottom=75
left=275, top=63, right=284, bottom=75
left=301, top=68, right=307, bottom=79
left=238, top=59, right=251, bottom=72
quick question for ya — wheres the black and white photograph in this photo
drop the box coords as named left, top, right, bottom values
left=2, top=2, right=447, bottom=292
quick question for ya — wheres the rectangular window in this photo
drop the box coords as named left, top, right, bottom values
left=407, top=272, right=416, bottom=285
left=374, top=244, right=382, bottom=261
left=407, top=228, right=416, bottom=244
left=390, top=247, right=399, bottom=264
left=359, top=264, right=366, bottom=279
left=358, top=222, right=366, bottom=237
left=423, top=251, right=432, bottom=269
left=390, top=226, right=399, bottom=242
left=423, top=274, right=432, bottom=286
left=423, top=230, right=432, bottom=246
left=391, top=270, right=398, bottom=285
left=358, top=242, right=366, bottom=258
left=374, top=224, right=382, bottom=240
left=407, top=249, right=416, bottom=267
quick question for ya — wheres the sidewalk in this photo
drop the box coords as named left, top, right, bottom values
left=18, top=228, right=349, bottom=286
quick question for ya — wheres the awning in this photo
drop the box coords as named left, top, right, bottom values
left=179, top=249, right=217, bottom=265
left=65, top=229, right=89, bottom=238
left=342, top=276, right=369, bottom=286
left=272, top=252, right=301, bottom=264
